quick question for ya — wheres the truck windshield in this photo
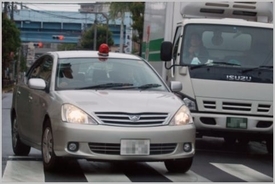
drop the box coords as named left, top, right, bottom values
left=180, top=24, right=273, bottom=69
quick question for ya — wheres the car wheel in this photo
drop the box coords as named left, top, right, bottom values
left=164, top=157, right=193, bottom=173
left=266, top=137, right=273, bottom=155
left=42, top=120, right=60, bottom=171
left=12, top=116, right=31, bottom=156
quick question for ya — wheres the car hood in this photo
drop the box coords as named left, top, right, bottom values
left=56, top=90, right=183, bottom=113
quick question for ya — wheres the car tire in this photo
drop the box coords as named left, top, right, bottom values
left=266, top=137, right=273, bottom=155
left=42, top=120, right=60, bottom=171
left=164, top=157, right=193, bottom=173
left=12, top=116, right=31, bottom=156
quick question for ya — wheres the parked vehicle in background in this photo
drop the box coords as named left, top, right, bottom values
left=10, top=44, right=196, bottom=172
left=143, top=2, right=273, bottom=153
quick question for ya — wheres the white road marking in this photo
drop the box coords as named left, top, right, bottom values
left=146, top=162, right=211, bottom=182
left=2, top=160, right=44, bottom=182
left=211, top=163, right=273, bottom=182
left=78, top=159, right=131, bottom=182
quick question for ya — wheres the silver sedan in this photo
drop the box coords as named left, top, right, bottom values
left=11, top=47, right=195, bottom=172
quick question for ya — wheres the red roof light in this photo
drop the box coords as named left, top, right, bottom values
left=98, top=43, right=109, bottom=56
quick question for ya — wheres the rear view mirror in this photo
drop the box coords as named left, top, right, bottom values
left=170, top=81, right=182, bottom=92
left=28, top=78, right=46, bottom=90
left=160, top=41, right=173, bottom=61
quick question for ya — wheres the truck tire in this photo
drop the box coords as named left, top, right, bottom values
left=224, top=136, right=236, bottom=145
left=237, top=138, right=249, bottom=146
left=164, top=158, right=193, bottom=173
left=12, top=116, right=31, bottom=156
left=266, top=137, right=273, bottom=155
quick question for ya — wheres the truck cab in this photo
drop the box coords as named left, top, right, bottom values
left=160, top=2, right=273, bottom=153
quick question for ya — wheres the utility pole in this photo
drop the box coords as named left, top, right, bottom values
left=119, top=13, right=125, bottom=53
left=93, top=13, right=98, bottom=50
left=3, top=2, right=9, bottom=16
left=11, top=2, right=14, bottom=21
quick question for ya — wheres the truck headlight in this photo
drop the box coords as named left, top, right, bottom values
left=169, top=106, right=193, bottom=126
left=183, top=97, right=197, bottom=111
left=61, top=104, right=98, bottom=125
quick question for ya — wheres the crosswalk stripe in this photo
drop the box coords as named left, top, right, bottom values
left=2, top=160, right=44, bottom=182
left=2, top=157, right=272, bottom=182
left=211, top=163, right=273, bottom=182
left=146, top=162, right=211, bottom=182
left=78, top=159, right=131, bottom=182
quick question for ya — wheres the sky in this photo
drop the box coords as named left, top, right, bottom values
left=23, top=3, right=81, bottom=12
left=15, top=1, right=108, bottom=12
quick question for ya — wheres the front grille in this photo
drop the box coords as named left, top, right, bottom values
left=257, top=104, right=271, bottom=113
left=94, top=112, right=169, bottom=126
left=222, top=102, right=251, bottom=111
left=203, top=101, right=216, bottom=109
left=88, top=143, right=177, bottom=155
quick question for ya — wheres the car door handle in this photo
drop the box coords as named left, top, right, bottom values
left=28, top=96, right=33, bottom=100
left=17, top=91, right=21, bottom=95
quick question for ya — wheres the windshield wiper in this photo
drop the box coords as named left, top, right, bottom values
left=190, top=61, right=240, bottom=70
left=79, top=83, right=133, bottom=89
left=137, top=83, right=162, bottom=90
left=242, top=65, right=273, bottom=73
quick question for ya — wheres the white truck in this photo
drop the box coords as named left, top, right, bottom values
left=142, top=2, right=273, bottom=153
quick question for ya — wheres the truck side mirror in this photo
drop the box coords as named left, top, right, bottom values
left=160, top=41, right=173, bottom=61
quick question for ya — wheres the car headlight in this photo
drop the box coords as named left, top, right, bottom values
left=61, top=104, right=98, bottom=125
left=183, top=97, right=197, bottom=111
left=169, top=106, right=193, bottom=126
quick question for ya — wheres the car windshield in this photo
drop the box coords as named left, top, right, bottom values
left=55, top=57, right=168, bottom=91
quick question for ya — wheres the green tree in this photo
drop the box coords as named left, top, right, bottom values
left=109, top=2, right=132, bottom=52
left=2, top=13, right=21, bottom=81
left=129, top=2, right=145, bottom=56
left=80, top=25, right=114, bottom=50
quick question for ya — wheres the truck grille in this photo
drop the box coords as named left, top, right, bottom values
left=222, top=102, right=251, bottom=111
left=257, top=104, right=271, bottom=113
left=94, top=112, right=168, bottom=126
left=88, top=143, right=177, bottom=155
left=202, top=100, right=272, bottom=114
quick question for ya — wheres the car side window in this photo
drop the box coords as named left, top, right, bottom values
left=27, top=56, right=53, bottom=85
left=38, top=57, right=53, bottom=84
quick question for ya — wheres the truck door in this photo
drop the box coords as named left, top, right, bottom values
left=170, top=26, right=182, bottom=80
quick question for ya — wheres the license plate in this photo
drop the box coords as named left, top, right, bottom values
left=120, top=140, right=150, bottom=155
left=226, top=117, right=247, bottom=129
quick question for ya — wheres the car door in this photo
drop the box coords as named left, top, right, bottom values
left=28, top=55, right=54, bottom=146
left=19, top=56, right=48, bottom=144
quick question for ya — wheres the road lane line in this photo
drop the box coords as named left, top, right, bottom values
left=2, top=160, right=44, bottom=182
left=211, top=163, right=273, bottom=182
left=146, top=162, right=211, bottom=182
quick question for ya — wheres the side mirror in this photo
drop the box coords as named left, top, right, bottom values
left=170, top=81, right=182, bottom=92
left=160, top=41, right=173, bottom=61
left=28, top=78, right=46, bottom=90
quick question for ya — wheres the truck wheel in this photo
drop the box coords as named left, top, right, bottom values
left=266, top=137, right=273, bottom=154
left=237, top=138, right=249, bottom=146
left=12, top=116, right=31, bottom=156
left=164, top=158, right=193, bottom=173
left=224, top=137, right=236, bottom=145
left=42, top=120, right=61, bottom=171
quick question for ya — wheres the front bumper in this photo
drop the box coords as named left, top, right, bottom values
left=51, top=121, right=196, bottom=161
left=193, top=113, right=273, bottom=137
